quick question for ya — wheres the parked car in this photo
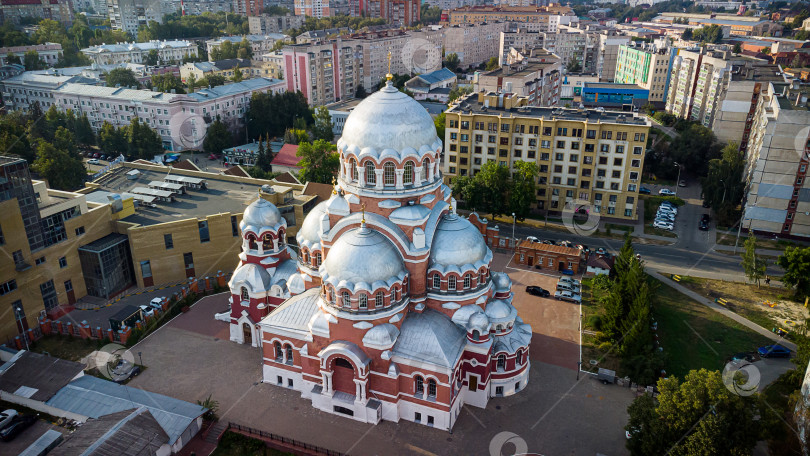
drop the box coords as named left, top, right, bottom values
left=526, top=236, right=540, bottom=243
left=149, top=297, right=166, bottom=310
left=542, top=240, right=555, bottom=245
left=699, top=220, right=709, bottom=231
left=555, top=290, right=582, bottom=303
left=559, top=240, right=573, bottom=248
left=678, top=179, right=687, bottom=187
left=0, top=410, right=17, bottom=430
left=575, top=244, right=589, bottom=252
left=730, top=352, right=755, bottom=363
left=559, top=277, right=581, bottom=287
left=92, top=152, right=100, bottom=158
left=208, top=154, right=220, bottom=160
left=595, top=247, right=607, bottom=255
left=659, top=188, right=676, bottom=196
left=653, top=221, right=674, bottom=230
left=658, top=205, right=678, bottom=214
left=87, top=158, right=100, bottom=165
left=655, top=211, right=675, bottom=220
left=526, top=286, right=550, bottom=297
left=0, top=415, right=36, bottom=441
left=702, top=200, right=711, bottom=208
left=139, top=305, right=154, bottom=318
left=99, top=154, right=108, bottom=161
left=556, top=282, right=581, bottom=293
left=701, top=214, right=711, bottom=223
left=639, top=187, right=651, bottom=195
left=758, top=345, right=791, bottom=358
left=560, top=269, right=575, bottom=276
left=656, top=214, right=675, bottom=222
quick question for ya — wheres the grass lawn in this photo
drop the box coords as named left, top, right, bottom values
left=651, top=278, right=773, bottom=378
left=212, top=431, right=294, bottom=456
left=715, top=231, right=806, bottom=251
left=644, top=224, right=678, bottom=238
left=30, top=334, right=101, bottom=362
left=667, top=275, right=808, bottom=335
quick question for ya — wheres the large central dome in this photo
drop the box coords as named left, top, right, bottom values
left=338, top=83, right=439, bottom=153
left=320, top=226, right=407, bottom=290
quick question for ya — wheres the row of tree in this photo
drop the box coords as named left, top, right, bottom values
left=136, top=12, right=250, bottom=41
left=451, top=160, right=540, bottom=221
left=208, top=38, right=254, bottom=61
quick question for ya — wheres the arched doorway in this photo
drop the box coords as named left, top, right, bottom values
left=331, top=357, right=355, bottom=395
left=242, top=323, right=252, bottom=345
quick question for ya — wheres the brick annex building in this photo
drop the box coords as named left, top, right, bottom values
left=219, top=80, right=532, bottom=430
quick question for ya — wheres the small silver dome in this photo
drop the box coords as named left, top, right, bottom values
left=362, top=323, right=400, bottom=349
left=467, top=312, right=490, bottom=333
left=339, top=83, right=438, bottom=153
left=321, top=226, right=407, bottom=288
left=430, top=213, right=489, bottom=268
left=492, top=272, right=512, bottom=292
left=296, top=201, right=327, bottom=249
left=229, top=263, right=271, bottom=293
left=240, top=198, right=283, bottom=232
left=485, top=300, right=516, bottom=322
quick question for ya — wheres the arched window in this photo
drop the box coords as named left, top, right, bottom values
left=350, top=158, right=358, bottom=181
left=428, top=379, right=437, bottom=398
left=247, top=234, right=257, bottom=250
left=328, top=288, right=335, bottom=303
left=384, top=162, right=395, bottom=186
left=240, top=287, right=249, bottom=301
left=463, top=273, right=471, bottom=289
left=448, top=276, right=456, bottom=291
left=315, top=252, right=322, bottom=267
left=274, top=342, right=283, bottom=361
left=433, top=274, right=441, bottom=289
left=285, top=344, right=293, bottom=365
left=415, top=376, right=424, bottom=395
left=472, top=330, right=480, bottom=341
left=303, top=250, right=309, bottom=264
left=359, top=294, right=367, bottom=310
left=342, top=291, right=351, bottom=308
left=262, top=234, right=273, bottom=251
left=423, top=160, right=430, bottom=182
left=365, top=161, right=376, bottom=185
left=497, top=354, right=506, bottom=371
left=375, top=291, right=384, bottom=308
left=403, top=161, right=414, bottom=185
left=516, top=350, right=523, bottom=366
left=395, top=287, right=401, bottom=301
left=479, top=270, right=485, bottom=284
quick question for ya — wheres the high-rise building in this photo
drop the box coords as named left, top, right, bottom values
left=596, top=34, right=631, bottom=83
left=614, top=42, right=675, bottom=104
left=234, top=0, right=264, bottom=16
left=248, top=14, right=306, bottom=34
left=106, top=0, right=164, bottom=36
left=447, top=5, right=574, bottom=27
left=443, top=22, right=507, bottom=69
left=475, top=50, right=561, bottom=107
left=742, top=82, right=810, bottom=239
left=0, top=0, right=74, bottom=26
left=444, top=92, right=651, bottom=220
left=282, top=41, right=363, bottom=106
left=294, top=0, right=331, bottom=18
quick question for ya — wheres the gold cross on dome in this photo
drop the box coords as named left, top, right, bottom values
left=331, top=176, right=337, bottom=195
left=361, top=203, right=366, bottom=224
left=386, top=50, right=393, bottom=81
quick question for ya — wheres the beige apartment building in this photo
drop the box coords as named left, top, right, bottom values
left=0, top=157, right=319, bottom=344
left=447, top=5, right=573, bottom=27
left=443, top=22, right=508, bottom=69
left=443, top=92, right=651, bottom=220
left=742, top=82, right=810, bottom=239
left=474, top=54, right=562, bottom=107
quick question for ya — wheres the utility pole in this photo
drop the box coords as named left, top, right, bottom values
left=674, top=162, right=682, bottom=196
left=512, top=213, right=516, bottom=249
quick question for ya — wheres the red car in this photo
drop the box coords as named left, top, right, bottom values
left=92, top=152, right=100, bottom=158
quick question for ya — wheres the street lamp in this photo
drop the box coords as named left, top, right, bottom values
left=512, top=213, right=516, bottom=249
left=673, top=162, right=682, bottom=196
left=734, top=203, right=755, bottom=254
left=138, top=351, right=143, bottom=367
left=16, top=305, right=29, bottom=351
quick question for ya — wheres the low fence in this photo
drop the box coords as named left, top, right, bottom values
left=5, top=271, right=231, bottom=350
left=227, top=422, right=345, bottom=456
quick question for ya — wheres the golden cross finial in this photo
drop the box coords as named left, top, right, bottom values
left=386, top=50, right=393, bottom=81
left=331, top=176, right=337, bottom=195
left=361, top=203, right=366, bottom=224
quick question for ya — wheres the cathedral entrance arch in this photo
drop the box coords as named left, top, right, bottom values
left=331, top=357, right=356, bottom=395
left=242, top=323, right=252, bottom=345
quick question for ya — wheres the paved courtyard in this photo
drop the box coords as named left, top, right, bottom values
left=127, top=262, right=635, bottom=455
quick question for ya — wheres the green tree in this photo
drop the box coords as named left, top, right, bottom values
left=231, top=67, right=243, bottom=83
left=448, top=84, right=472, bottom=102
left=701, top=142, right=744, bottom=225
left=444, top=53, right=460, bottom=72
left=74, top=113, right=95, bottom=147
left=311, top=106, right=334, bottom=142
left=452, top=161, right=511, bottom=217
left=203, top=117, right=233, bottom=157
left=99, top=121, right=128, bottom=157
left=0, top=112, right=35, bottom=163
left=246, top=90, right=313, bottom=141
left=777, top=246, right=810, bottom=298
left=434, top=112, right=446, bottom=146
left=106, top=68, right=140, bottom=88
left=741, top=233, right=767, bottom=286
left=681, top=28, right=693, bottom=40
left=485, top=56, right=499, bottom=71
left=237, top=37, right=253, bottom=59
left=566, top=59, right=582, bottom=73
left=126, top=117, right=163, bottom=160
left=150, top=73, right=186, bottom=93
left=5, top=52, right=21, bottom=65
left=202, top=74, right=227, bottom=88
left=52, top=127, right=78, bottom=157
left=509, top=161, right=539, bottom=221
left=255, top=136, right=272, bottom=172
left=355, top=84, right=367, bottom=98
left=31, top=142, right=86, bottom=190
left=144, top=49, right=160, bottom=66
left=23, top=50, right=44, bottom=70
left=669, top=123, right=721, bottom=177
left=296, top=140, right=340, bottom=184
left=732, top=43, right=742, bottom=53
left=627, top=369, right=759, bottom=456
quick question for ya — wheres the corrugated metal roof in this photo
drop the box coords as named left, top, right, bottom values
left=55, top=83, right=180, bottom=102
left=18, top=429, right=64, bottom=456
left=49, top=408, right=168, bottom=456
left=186, top=78, right=282, bottom=101
left=0, top=351, right=85, bottom=402
left=392, top=308, right=466, bottom=369
left=82, top=41, right=195, bottom=54
left=416, top=68, right=456, bottom=85
left=45, top=376, right=206, bottom=445
left=261, top=288, right=321, bottom=332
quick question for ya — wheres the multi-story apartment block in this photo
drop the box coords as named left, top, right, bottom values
left=294, top=0, right=331, bottom=18
left=206, top=35, right=290, bottom=61
left=0, top=44, right=63, bottom=67
left=81, top=40, right=198, bottom=65
left=249, top=14, right=306, bottom=34
left=52, top=78, right=284, bottom=151
left=0, top=67, right=103, bottom=111
left=614, top=43, right=675, bottom=104
left=541, top=28, right=592, bottom=73
left=444, top=22, right=507, bottom=69
left=282, top=41, right=361, bottom=105
left=172, top=0, right=232, bottom=15
left=106, top=0, right=166, bottom=36
left=0, top=0, right=74, bottom=26
left=360, top=0, right=420, bottom=26
left=498, top=29, right=543, bottom=66
left=234, top=0, right=264, bottom=16
left=596, top=34, right=631, bottom=83
left=447, top=5, right=573, bottom=27
left=444, top=92, right=650, bottom=220
left=475, top=53, right=561, bottom=107
left=0, top=157, right=320, bottom=344
left=742, top=82, right=810, bottom=239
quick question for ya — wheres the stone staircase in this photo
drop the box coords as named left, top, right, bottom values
left=205, top=421, right=228, bottom=444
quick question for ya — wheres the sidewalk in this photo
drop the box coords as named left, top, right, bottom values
left=651, top=270, right=797, bottom=351
left=714, top=244, right=786, bottom=257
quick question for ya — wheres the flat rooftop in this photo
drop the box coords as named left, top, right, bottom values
left=483, top=62, right=558, bottom=78
left=87, top=166, right=309, bottom=226
left=449, top=93, right=652, bottom=126
left=584, top=82, right=646, bottom=91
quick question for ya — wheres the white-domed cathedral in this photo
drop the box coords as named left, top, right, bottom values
left=224, top=79, right=533, bottom=430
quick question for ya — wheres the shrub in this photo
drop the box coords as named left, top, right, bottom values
left=587, top=315, right=602, bottom=331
